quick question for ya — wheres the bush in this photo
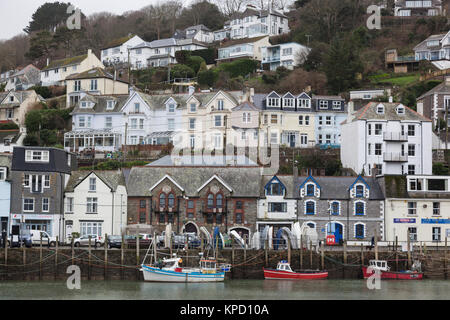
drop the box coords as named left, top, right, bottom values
left=433, top=163, right=449, bottom=175
left=23, top=134, right=39, bottom=146
left=30, top=85, right=52, bottom=99
left=216, top=59, right=258, bottom=78
left=191, top=48, right=217, bottom=64
left=175, top=50, right=191, bottom=65
left=0, top=122, right=19, bottom=130
left=170, top=64, right=195, bottom=79
left=186, top=55, right=206, bottom=74
left=198, top=69, right=218, bottom=87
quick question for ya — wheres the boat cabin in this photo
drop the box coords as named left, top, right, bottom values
left=277, top=260, right=293, bottom=272
left=368, top=260, right=390, bottom=271
left=158, top=257, right=182, bottom=270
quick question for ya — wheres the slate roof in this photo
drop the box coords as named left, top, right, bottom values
left=295, top=176, right=385, bottom=200
left=261, top=175, right=295, bottom=198
left=65, top=170, right=126, bottom=192
left=219, top=35, right=268, bottom=48
left=0, top=154, right=12, bottom=169
left=42, top=54, right=87, bottom=71
left=229, top=7, right=287, bottom=20
left=232, top=101, right=260, bottom=111
left=72, top=94, right=129, bottom=114
left=66, top=67, right=128, bottom=83
left=102, top=35, right=137, bottom=50
left=380, top=175, right=450, bottom=199
left=127, top=166, right=262, bottom=197
left=413, top=33, right=448, bottom=51
left=343, top=102, right=431, bottom=124
left=11, top=147, right=73, bottom=174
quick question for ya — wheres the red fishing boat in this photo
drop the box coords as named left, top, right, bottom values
left=362, top=260, right=423, bottom=280
left=263, top=260, right=328, bottom=280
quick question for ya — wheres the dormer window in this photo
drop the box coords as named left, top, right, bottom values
left=298, top=99, right=310, bottom=108
left=106, top=100, right=115, bottom=110
left=355, top=185, right=364, bottom=198
left=9, top=96, right=14, bottom=102
left=267, top=97, right=280, bottom=107
left=81, top=102, right=88, bottom=108
left=332, top=101, right=341, bottom=109
left=190, top=103, right=196, bottom=112
left=134, top=103, right=140, bottom=113
left=25, top=150, right=49, bottom=163
left=266, top=182, right=283, bottom=196
left=396, top=106, right=405, bottom=115
left=217, top=99, right=224, bottom=110
left=376, top=105, right=384, bottom=114
left=306, top=184, right=315, bottom=196
left=168, top=103, right=175, bottom=113
left=283, top=98, right=294, bottom=107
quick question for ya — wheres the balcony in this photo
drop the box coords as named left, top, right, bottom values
left=383, top=132, right=408, bottom=142
left=383, top=152, right=408, bottom=162
left=262, top=55, right=280, bottom=63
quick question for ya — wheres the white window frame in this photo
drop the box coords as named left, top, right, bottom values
left=23, top=198, right=34, bottom=212
left=86, top=197, right=98, bottom=214
left=42, top=198, right=49, bottom=212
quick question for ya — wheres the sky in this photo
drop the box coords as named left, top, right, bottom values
left=0, top=0, right=191, bottom=40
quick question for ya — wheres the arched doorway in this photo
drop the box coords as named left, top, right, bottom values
left=183, top=222, right=199, bottom=235
left=327, top=222, right=344, bottom=244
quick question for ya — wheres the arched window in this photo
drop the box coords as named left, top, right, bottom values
left=306, top=222, right=316, bottom=229
left=207, top=194, right=214, bottom=208
left=305, top=201, right=315, bottom=215
left=159, top=193, right=166, bottom=208
left=355, top=202, right=365, bottom=215
left=216, top=194, right=223, bottom=208
left=168, top=193, right=175, bottom=208
left=355, top=224, right=365, bottom=239
left=267, top=182, right=283, bottom=195
left=356, top=185, right=364, bottom=197
left=306, top=184, right=315, bottom=196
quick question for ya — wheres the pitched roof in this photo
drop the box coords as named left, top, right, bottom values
left=127, top=166, right=261, bottom=197
left=72, top=94, right=129, bottom=114
left=219, top=35, right=268, bottom=48
left=417, top=79, right=449, bottom=100
left=295, top=176, right=384, bottom=200
left=232, top=101, right=260, bottom=111
left=344, top=101, right=431, bottom=124
left=102, top=34, right=137, bottom=50
left=65, top=170, right=126, bottom=192
left=65, top=67, right=128, bottom=83
left=42, top=54, right=87, bottom=71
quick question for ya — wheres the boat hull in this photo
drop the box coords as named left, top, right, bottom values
left=362, top=266, right=423, bottom=280
left=263, top=268, right=328, bottom=280
left=141, top=265, right=225, bottom=283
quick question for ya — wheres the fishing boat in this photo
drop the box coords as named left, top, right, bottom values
left=140, top=230, right=231, bottom=283
left=362, top=260, right=423, bottom=280
left=263, top=260, right=328, bottom=280
left=141, top=255, right=229, bottom=282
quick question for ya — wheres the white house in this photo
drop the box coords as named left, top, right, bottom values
left=383, top=174, right=450, bottom=245
left=227, top=5, right=290, bottom=40
left=64, top=170, right=127, bottom=242
left=261, top=42, right=310, bottom=71
left=257, top=175, right=297, bottom=240
left=217, top=36, right=271, bottom=63
left=341, top=101, right=433, bottom=176
left=101, top=35, right=144, bottom=66
left=174, top=25, right=214, bottom=44
left=394, top=0, right=443, bottom=17
left=40, top=49, right=104, bottom=87
left=129, top=38, right=208, bottom=70
left=413, top=30, right=450, bottom=61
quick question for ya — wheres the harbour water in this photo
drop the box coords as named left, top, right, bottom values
left=0, top=279, right=449, bottom=300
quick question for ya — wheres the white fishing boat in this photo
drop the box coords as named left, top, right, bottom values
left=141, top=256, right=228, bottom=283
left=140, top=233, right=230, bottom=283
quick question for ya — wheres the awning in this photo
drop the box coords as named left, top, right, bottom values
left=147, top=131, right=175, bottom=138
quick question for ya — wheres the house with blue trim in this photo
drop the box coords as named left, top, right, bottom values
left=296, top=175, right=385, bottom=243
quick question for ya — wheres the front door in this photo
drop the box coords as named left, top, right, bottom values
left=289, top=133, right=296, bottom=147
left=327, top=222, right=343, bottom=244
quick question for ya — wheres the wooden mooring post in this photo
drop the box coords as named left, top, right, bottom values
left=136, top=232, right=140, bottom=280
left=343, top=240, right=347, bottom=264
left=300, top=236, right=303, bottom=269
left=264, top=239, right=268, bottom=267
left=104, top=233, right=108, bottom=280
left=407, top=229, right=411, bottom=269
left=360, top=243, right=364, bottom=267
left=287, top=238, right=291, bottom=265
left=22, top=243, right=26, bottom=281
left=321, top=241, right=324, bottom=270
left=71, top=237, right=74, bottom=265
left=121, top=234, right=125, bottom=280
left=4, top=237, right=7, bottom=280
left=243, top=235, right=247, bottom=277
left=54, top=236, right=58, bottom=280
left=444, top=237, right=448, bottom=279
left=39, top=234, right=43, bottom=280
left=395, top=236, right=398, bottom=271
left=374, top=228, right=378, bottom=261
left=309, top=240, right=313, bottom=269
left=88, top=236, right=92, bottom=280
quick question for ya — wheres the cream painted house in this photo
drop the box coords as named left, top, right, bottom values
left=41, top=49, right=104, bottom=87
left=382, top=175, right=450, bottom=245
left=229, top=99, right=261, bottom=148
left=66, top=67, right=129, bottom=108
left=64, top=170, right=127, bottom=242
left=0, top=90, right=44, bottom=129
left=217, top=36, right=271, bottom=63
left=253, top=91, right=316, bottom=148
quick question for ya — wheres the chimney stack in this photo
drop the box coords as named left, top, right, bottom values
left=389, top=96, right=393, bottom=103
left=88, top=49, right=92, bottom=56
left=188, top=85, right=195, bottom=96
left=347, top=101, right=355, bottom=123
left=46, top=58, right=49, bottom=67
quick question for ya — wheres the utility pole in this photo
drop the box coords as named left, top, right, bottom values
left=167, top=52, right=171, bottom=85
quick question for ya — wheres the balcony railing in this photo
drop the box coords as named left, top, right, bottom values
left=383, top=132, right=408, bottom=142
left=383, top=152, right=408, bottom=162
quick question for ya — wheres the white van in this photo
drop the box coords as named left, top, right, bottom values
left=30, top=230, right=57, bottom=246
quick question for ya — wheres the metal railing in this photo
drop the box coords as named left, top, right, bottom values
left=383, top=132, right=408, bottom=142
left=383, top=152, right=408, bottom=162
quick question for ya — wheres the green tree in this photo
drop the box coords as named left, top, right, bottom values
left=323, top=37, right=363, bottom=94
left=433, top=163, right=449, bottom=175
left=24, top=2, right=71, bottom=34
left=170, top=64, right=195, bottom=79
left=25, top=31, right=56, bottom=60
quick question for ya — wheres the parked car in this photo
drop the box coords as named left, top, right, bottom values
left=107, top=235, right=122, bottom=249
left=125, top=233, right=152, bottom=248
left=8, top=230, right=32, bottom=248
left=29, top=230, right=57, bottom=247
left=73, top=234, right=104, bottom=248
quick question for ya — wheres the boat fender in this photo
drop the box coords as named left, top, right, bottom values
left=179, top=258, right=183, bottom=264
